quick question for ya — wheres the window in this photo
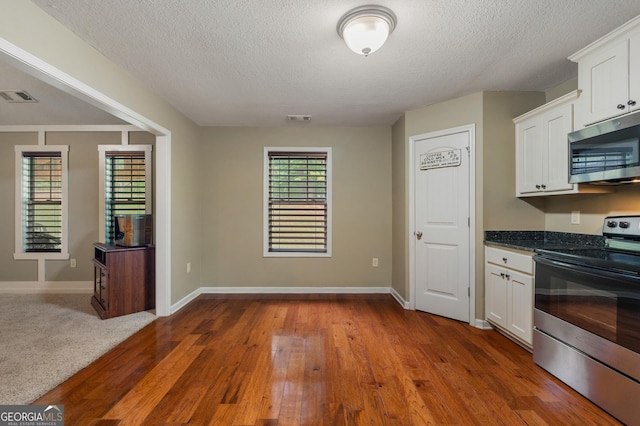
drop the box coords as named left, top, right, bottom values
left=99, top=145, right=152, bottom=244
left=14, top=145, right=69, bottom=259
left=264, top=147, right=332, bottom=257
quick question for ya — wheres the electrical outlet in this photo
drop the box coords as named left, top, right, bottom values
left=187, top=262, right=191, bottom=273
left=372, top=258, right=379, bottom=267
left=571, top=210, right=580, bottom=225
left=70, top=258, right=76, bottom=268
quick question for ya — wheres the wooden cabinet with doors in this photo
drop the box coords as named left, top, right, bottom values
left=485, top=245, right=533, bottom=349
left=569, top=15, right=640, bottom=127
left=91, top=243, right=155, bottom=319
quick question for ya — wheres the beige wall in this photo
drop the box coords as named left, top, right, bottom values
left=199, top=126, right=392, bottom=288
left=2, top=1, right=202, bottom=304
left=545, top=187, right=640, bottom=234
left=546, top=76, right=578, bottom=103
left=482, top=91, right=547, bottom=231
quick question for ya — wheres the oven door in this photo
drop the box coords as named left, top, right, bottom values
left=534, top=255, right=640, bottom=379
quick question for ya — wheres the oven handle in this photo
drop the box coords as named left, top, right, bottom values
left=533, top=254, right=640, bottom=281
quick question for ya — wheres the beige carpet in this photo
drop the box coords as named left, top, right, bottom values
left=0, top=293, right=156, bottom=404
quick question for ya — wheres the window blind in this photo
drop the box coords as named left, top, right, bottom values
left=22, top=152, right=62, bottom=252
left=268, top=151, right=328, bottom=253
left=105, top=151, right=146, bottom=243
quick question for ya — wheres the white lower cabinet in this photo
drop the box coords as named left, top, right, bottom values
left=485, top=246, right=534, bottom=348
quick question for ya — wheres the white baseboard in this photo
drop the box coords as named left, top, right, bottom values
left=170, top=287, right=204, bottom=315
left=170, top=286, right=394, bottom=315
left=0, top=281, right=93, bottom=294
left=199, top=286, right=391, bottom=295
left=390, top=287, right=411, bottom=309
left=474, top=319, right=492, bottom=329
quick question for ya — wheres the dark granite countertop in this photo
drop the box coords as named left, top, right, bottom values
left=484, top=231, right=604, bottom=252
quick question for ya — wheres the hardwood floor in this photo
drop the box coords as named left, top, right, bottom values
left=35, top=294, right=622, bottom=425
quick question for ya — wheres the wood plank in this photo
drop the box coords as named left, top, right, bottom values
left=34, top=294, right=623, bottom=425
left=101, top=334, right=204, bottom=424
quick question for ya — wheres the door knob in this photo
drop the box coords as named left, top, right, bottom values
left=415, top=231, right=423, bottom=240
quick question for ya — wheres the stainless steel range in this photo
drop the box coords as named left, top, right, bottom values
left=533, top=216, right=640, bottom=426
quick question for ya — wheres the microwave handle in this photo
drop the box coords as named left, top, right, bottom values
left=533, top=254, right=640, bottom=282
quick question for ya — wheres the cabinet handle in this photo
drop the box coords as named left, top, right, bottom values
left=500, top=272, right=505, bottom=278
left=505, top=274, right=510, bottom=280
left=629, top=100, right=637, bottom=107
left=618, top=104, right=626, bottom=110
left=100, top=285, right=106, bottom=290
left=535, top=184, right=541, bottom=189
left=502, top=257, right=508, bottom=263
left=541, top=184, right=546, bottom=189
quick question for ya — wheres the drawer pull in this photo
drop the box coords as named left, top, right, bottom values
left=502, top=257, right=508, bottom=263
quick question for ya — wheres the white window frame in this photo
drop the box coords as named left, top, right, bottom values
left=263, top=147, right=332, bottom=258
left=98, top=144, right=153, bottom=243
left=14, top=144, right=69, bottom=260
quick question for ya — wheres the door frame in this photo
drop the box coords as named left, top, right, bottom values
left=408, top=124, right=476, bottom=325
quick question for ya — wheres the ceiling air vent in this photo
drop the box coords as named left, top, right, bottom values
left=287, top=114, right=311, bottom=122
left=0, top=90, right=38, bottom=103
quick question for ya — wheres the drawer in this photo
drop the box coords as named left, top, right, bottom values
left=486, top=246, right=533, bottom=275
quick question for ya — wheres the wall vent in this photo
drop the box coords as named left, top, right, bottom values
left=287, top=114, right=311, bottom=122
left=0, top=90, right=38, bottom=103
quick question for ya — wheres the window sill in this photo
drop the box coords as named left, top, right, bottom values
left=14, top=252, right=70, bottom=261
left=263, top=252, right=332, bottom=258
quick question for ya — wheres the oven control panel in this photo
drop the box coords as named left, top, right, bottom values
left=602, top=215, right=640, bottom=239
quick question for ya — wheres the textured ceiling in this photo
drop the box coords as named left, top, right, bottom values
left=6, top=1, right=640, bottom=126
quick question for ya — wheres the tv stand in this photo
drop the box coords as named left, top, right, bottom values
left=91, top=243, right=155, bottom=319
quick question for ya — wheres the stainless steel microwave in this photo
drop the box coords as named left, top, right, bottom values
left=569, top=112, right=640, bottom=184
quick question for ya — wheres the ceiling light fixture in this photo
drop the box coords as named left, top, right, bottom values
left=337, top=5, right=397, bottom=57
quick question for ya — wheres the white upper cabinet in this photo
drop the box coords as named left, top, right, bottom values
left=514, top=91, right=578, bottom=196
left=514, top=91, right=610, bottom=197
left=570, top=15, right=640, bottom=127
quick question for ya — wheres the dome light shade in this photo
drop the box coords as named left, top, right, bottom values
left=337, top=5, right=397, bottom=57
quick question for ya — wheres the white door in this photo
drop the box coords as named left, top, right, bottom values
left=413, top=128, right=471, bottom=322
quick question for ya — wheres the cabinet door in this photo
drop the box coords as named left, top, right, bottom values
left=507, top=270, right=533, bottom=345
left=95, top=265, right=109, bottom=309
left=542, top=102, right=574, bottom=193
left=629, top=32, right=640, bottom=114
left=578, top=40, right=629, bottom=126
left=485, top=263, right=508, bottom=328
left=515, top=117, right=544, bottom=195
left=93, top=264, right=102, bottom=302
